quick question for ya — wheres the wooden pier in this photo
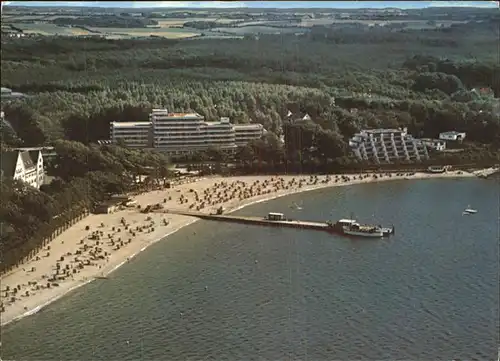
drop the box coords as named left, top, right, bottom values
left=155, top=209, right=332, bottom=232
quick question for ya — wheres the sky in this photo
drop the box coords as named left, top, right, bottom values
left=2, top=1, right=499, bottom=8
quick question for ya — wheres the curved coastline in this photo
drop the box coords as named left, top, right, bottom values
left=0, top=170, right=479, bottom=327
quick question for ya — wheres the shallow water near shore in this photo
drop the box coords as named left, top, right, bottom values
left=1, top=177, right=498, bottom=360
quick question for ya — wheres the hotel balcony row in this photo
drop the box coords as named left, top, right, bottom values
left=349, top=128, right=430, bottom=164
left=109, top=111, right=265, bottom=154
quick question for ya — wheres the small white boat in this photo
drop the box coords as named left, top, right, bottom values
left=463, top=205, right=477, bottom=215
left=290, top=201, right=303, bottom=210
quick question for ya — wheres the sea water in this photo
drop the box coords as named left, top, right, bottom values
left=1, top=177, right=498, bottom=360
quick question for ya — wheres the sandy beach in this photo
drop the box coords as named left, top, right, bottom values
left=0, top=170, right=479, bottom=326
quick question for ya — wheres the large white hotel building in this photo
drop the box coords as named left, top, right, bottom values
left=349, top=127, right=430, bottom=163
left=110, top=109, right=265, bottom=155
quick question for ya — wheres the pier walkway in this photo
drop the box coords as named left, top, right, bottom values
left=154, top=209, right=331, bottom=232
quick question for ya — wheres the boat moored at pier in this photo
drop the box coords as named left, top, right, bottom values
left=343, top=223, right=384, bottom=237
left=327, top=218, right=357, bottom=232
left=160, top=209, right=395, bottom=239
left=327, top=218, right=394, bottom=238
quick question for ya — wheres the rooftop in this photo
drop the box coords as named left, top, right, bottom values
left=234, top=124, right=264, bottom=129
left=20, top=151, right=35, bottom=169
left=362, top=128, right=405, bottom=134
left=28, top=150, right=41, bottom=164
left=204, top=121, right=231, bottom=127
left=111, top=121, right=151, bottom=128
left=151, top=109, right=203, bottom=118
left=13, top=146, right=54, bottom=151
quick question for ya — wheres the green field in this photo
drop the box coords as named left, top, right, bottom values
left=211, top=26, right=308, bottom=35
left=236, top=18, right=467, bottom=28
left=2, top=15, right=81, bottom=23
left=5, top=15, right=241, bottom=39
left=197, top=34, right=244, bottom=39
left=88, top=27, right=201, bottom=39
left=9, top=23, right=199, bottom=39
left=302, top=19, right=467, bottom=27
left=153, top=17, right=241, bottom=27
left=12, top=23, right=92, bottom=36
left=5, top=15, right=470, bottom=40
left=2, top=15, right=46, bottom=21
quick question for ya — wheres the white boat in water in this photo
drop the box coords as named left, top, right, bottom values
left=463, top=205, right=478, bottom=215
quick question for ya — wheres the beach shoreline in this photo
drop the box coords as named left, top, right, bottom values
left=0, top=170, right=480, bottom=327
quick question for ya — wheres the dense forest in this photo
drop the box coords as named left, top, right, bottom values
left=1, top=15, right=499, bottom=271
left=1, top=16, right=498, bottom=156
left=1, top=27, right=499, bottom=148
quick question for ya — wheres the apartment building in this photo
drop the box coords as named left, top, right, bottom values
left=234, top=123, right=265, bottom=146
left=349, top=127, right=429, bottom=163
left=203, top=117, right=237, bottom=150
left=150, top=109, right=207, bottom=152
left=1, top=149, right=45, bottom=189
left=110, top=109, right=264, bottom=155
left=110, top=121, right=152, bottom=148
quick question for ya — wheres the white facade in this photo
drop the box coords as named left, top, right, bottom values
left=203, top=117, right=236, bottom=150
left=110, top=109, right=264, bottom=155
left=234, top=123, right=265, bottom=146
left=13, top=154, right=25, bottom=181
left=4, top=151, right=45, bottom=189
left=439, top=131, right=466, bottom=142
left=349, top=128, right=429, bottom=164
left=32, top=150, right=44, bottom=187
left=151, top=109, right=207, bottom=152
left=421, top=138, right=446, bottom=151
left=110, top=121, right=152, bottom=148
